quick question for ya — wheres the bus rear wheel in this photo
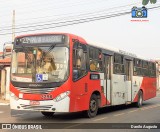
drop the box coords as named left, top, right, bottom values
left=135, top=90, right=143, bottom=108
left=85, top=94, right=98, bottom=118
left=41, top=112, right=55, bottom=117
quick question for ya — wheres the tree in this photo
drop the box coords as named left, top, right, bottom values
left=142, top=0, right=157, bottom=5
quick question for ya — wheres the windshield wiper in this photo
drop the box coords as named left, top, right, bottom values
left=40, top=44, right=57, bottom=62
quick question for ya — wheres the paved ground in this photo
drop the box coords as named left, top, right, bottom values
left=0, top=90, right=160, bottom=131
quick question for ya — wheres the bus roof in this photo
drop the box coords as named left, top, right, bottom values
left=15, top=33, right=154, bottom=62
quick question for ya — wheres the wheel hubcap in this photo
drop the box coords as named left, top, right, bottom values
left=139, top=95, right=142, bottom=105
left=90, top=100, right=97, bottom=112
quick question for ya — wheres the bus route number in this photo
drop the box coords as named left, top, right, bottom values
left=41, top=94, right=53, bottom=100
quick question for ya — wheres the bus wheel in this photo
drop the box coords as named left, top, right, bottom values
left=41, top=112, right=55, bottom=117
left=85, top=94, right=98, bottom=118
left=135, top=90, right=143, bottom=108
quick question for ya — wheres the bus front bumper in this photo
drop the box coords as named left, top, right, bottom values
left=10, top=95, right=70, bottom=112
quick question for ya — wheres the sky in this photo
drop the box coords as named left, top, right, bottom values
left=0, top=0, right=160, bottom=59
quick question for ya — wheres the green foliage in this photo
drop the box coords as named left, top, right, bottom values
left=150, top=0, right=157, bottom=4
left=142, top=0, right=149, bottom=5
left=142, top=0, right=157, bottom=5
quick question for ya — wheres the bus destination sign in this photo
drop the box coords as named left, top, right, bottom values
left=16, top=35, right=65, bottom=45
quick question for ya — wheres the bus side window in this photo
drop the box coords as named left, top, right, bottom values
left=113, top=53, right=124, bottom=74
left=73, top=42, right=87, bottom=81
left=89, top=47, right=103, bottom=72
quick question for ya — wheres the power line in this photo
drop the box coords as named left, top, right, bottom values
left=0, top=0, right=108, bottom=18
left=0, top=11, right=131, bottom=35
left=0, top=4, right=159, bottom=36
left=0, top=9, right=129, bottom=31
left=0, top=2, right=139, bottom=30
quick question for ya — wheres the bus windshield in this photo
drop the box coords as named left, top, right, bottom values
left=11, top=46, right=69, bottom=83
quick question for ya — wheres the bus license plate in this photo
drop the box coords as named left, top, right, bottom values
left=30, top=101, right=40, bottom=105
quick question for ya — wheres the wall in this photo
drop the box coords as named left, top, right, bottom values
left=0, top=67, right=10, bottom=100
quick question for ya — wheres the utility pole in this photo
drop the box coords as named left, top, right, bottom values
left=12, top=10, right=15, bottom=42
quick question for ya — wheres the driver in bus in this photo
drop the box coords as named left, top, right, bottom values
left=43, top=56, right=56, bottom=73
left=36, top=50, right=56, bottom=74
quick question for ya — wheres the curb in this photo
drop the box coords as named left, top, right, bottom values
left=0, top=102, right=10, bottom=106
left=0, top=99, right=10, bottom=106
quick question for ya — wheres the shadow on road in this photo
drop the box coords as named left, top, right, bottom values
left=12, top=101, right=155, bottom=122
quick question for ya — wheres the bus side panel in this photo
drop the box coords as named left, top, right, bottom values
left=70, top=73, right=106, bottom=112
left=141, top=77, right=156, bottom=101
left=69, top=74, right=91, bottom=112
left=132, top=76, right=156, bottom=102
left=132, top=76, right=143, bottom=102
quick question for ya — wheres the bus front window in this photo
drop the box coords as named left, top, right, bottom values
left=11, top=46, right=69, bottom=83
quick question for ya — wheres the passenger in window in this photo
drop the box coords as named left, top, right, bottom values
left=76, top=58, right=82, bottom=69
left=37, top=49, right=42, bottom=60
left=36, top=49, right=43, bottom=71
left=90, top=60, right=96, bottom=71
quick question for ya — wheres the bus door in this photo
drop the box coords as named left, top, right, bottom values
left=125, top=59, right=132, bottom=102
left=112, top=54, right=125, bottom=105
left=104, top=55, right=112, bottom=105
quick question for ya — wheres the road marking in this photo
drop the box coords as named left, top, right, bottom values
left=64, top=123, right=82, bottom=129
left=93, top=117, right=108, bottom=121
left=155, top=97, right=160, bottom=98
left=0, top=111, right=4, bottom=114
left=141, top=104, right=160, bottom=111
left=128, top=109, right=138, bottom=113
left=12, top=113, right=28, bottom=116
left=113, top=113, right=125, bottom=117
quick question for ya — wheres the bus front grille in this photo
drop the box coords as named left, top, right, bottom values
left=20, top=104, right=53, bottom=111
left=16, top=87, right=55, bottom=94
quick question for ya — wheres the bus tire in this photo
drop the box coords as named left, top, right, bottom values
left=41, top=112, right=55, bottom=117
left=135, top=90, right=143, bottom=108
left=85, top=94, right=98, bottom=118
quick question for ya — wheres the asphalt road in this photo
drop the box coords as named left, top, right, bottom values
left=0, top=92, right=160, bottom=131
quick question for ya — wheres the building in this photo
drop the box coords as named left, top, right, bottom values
left=0, top=43, right=13, bottom=100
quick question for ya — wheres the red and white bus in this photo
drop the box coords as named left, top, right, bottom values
left=10, top=33, right=157, bottom=118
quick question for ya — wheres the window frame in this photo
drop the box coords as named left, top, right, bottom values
left=113, top=53, right=125, bottom=75
left=148, top=62, right=156, bottom=77
left=89, top=46, right=103, bottom=72
left=72, top=41, right=88, bottom=81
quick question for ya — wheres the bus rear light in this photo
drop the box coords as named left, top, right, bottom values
left=53, top=91, right=70, bottom=102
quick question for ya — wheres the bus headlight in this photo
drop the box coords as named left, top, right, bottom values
left=53, top=91, right=70, bottom=102
left=10, top=92, right=19, bottom=101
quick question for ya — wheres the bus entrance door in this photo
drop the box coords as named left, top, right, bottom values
left=125, top=60, right=132, bottom=103
left=104, top=55, right=112, bottom=105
